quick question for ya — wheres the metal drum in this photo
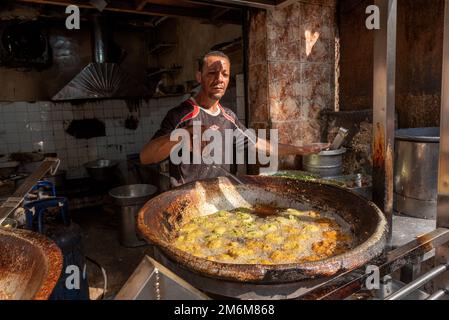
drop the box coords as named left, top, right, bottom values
left=394, top=127, right=439, bottom=219
left=109, top=184, right=158, bottom=247
left=302, top=148, right=346, bottom=177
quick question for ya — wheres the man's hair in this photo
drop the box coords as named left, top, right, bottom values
left=198, top=51, right=230, bottom=72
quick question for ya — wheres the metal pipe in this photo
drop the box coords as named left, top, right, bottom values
left=438, top=1, right=449, bottom=230
left=92, top=15, right=109, bottom=63
left=385, top=264, right=449, bottom=300
left=0, top=158, right=60, bottom=225
left=427, top=289, right=448, bottom=300
left=433, top=0, right=449, bottom=297
left=372, top=0, right=397, bottom=242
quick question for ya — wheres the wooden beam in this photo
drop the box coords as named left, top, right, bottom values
left=135, top=0, right=148, bottom=11
left=17, top=0, right=209, bottom=19
left=275, top=0, right=298, bottom=9
left=211, top=7, right=231, bottom=20
left=186, top=0, right=275, bottom=10
left=185, top=0, right=243, bottom=9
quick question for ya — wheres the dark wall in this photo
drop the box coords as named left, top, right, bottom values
left=339, top=0, right=444, bottom=128
left=0, top=20, right=147, bottom=101
left=339, top=0, right=373, bottom=112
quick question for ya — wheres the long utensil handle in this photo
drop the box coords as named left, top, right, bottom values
left=330, top=127, right=349, bottom=150
left=0, top=157, right=60, bottom=224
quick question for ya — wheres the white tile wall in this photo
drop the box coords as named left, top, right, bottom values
left=0, top=97, right=185, bottom=179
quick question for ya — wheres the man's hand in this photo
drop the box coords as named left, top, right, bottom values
left=296, top=143, right=331, bottom=155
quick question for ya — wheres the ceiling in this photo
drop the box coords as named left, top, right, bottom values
left=10, top=0, right=298, bottom=24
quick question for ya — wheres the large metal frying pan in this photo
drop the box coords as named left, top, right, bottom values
left=137, top=176, right=387, bottom=283
left=0, top=228, right=62, bottom=300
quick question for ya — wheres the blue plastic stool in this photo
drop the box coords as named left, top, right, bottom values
left=24, top=197, right=70, bottom=234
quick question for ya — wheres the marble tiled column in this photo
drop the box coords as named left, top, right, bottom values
left=248, top=0, right=336, bottom=169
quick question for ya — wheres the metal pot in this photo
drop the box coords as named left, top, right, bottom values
left=302, top=148, right=347, bottom=177
left=137, top=176, right=387, bottom=285
left=0, top=161, right=19, bottom=179
left=84, top=159, right=119, bottom=182
left=394, top=127, right=439, bottom=219
left=109, top=184, right=158, bottom=247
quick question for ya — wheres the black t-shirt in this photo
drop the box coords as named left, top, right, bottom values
left=152, top=98, right=249, bottom=187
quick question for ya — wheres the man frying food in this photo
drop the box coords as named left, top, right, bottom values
left=140, top=51, right=329, bottom=187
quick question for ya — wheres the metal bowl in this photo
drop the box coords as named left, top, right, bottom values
left=0, top=228, right=62, bottom=300
left=84, top=159, right=119, bottom=182
left=0, top=218, right=18, bottom=229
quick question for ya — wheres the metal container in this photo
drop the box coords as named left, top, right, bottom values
left=0, top=217, right=18, bottom=229
left=43, top=170, right=66, bottom=188
left=0, top=228, right=63, bottom=300
left=84, top=159, right=118, bottom=182
left=323, top=174, right=373, bottom=200
left=0, top=161, right=19, bottom=179
left=394, top=127, right=439, bottom=219
left=109, top=184, right=158, bottom=247
left=138, top=176, right=387, bottom=287
left=302, top=148, right=346, bottom=177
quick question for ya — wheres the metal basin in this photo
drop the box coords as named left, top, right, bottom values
left=84, top=159, right=118, bottom=182
left=137, top=176, right=387, bottom=284
left=0, top=228, right=62, bottom=300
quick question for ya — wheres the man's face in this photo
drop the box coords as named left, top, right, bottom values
left=196, top=55, right=230, bottom=101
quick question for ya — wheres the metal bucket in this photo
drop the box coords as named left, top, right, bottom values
left=302, top=148, right=346, bottom=177
left=109, top=184, right=157, bottom=247
left=394, top=127, right=439, bottom=219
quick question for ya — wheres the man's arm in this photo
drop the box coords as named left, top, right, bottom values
left=140, top=134, right=180, bottom=165
left=140, top=108, right=179, bottom=165
left=228, top=108, right=329, bottom=156
left=255, top=138, right=330, bottom=156
left=140, top=124, right=204, bottom=165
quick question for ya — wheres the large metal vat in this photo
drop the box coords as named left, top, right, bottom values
left=0, top=228, right=62, bottom=300
left=394, top=127, right=439, bottom=219
left=138, top=176, right=387, bottom=286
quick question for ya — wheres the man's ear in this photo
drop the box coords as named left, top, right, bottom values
left=195, top=71, right=202, bottom=84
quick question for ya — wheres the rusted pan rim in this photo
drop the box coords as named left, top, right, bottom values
left=0, top=228, right=63, bottom=300
left=138, top=176, right=388, bottom=283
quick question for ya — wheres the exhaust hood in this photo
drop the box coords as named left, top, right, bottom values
left=52, top=15, right=149, bottom=101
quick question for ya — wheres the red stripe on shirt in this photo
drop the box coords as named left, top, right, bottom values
left=177, top=100, right=200, bottom=126
left=218, top=104, right=236, bottom=124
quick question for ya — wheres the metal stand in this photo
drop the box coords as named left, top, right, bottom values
left=372, top=0, right=397, bottom=243
left=433, top=0, right=449, bottom=299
